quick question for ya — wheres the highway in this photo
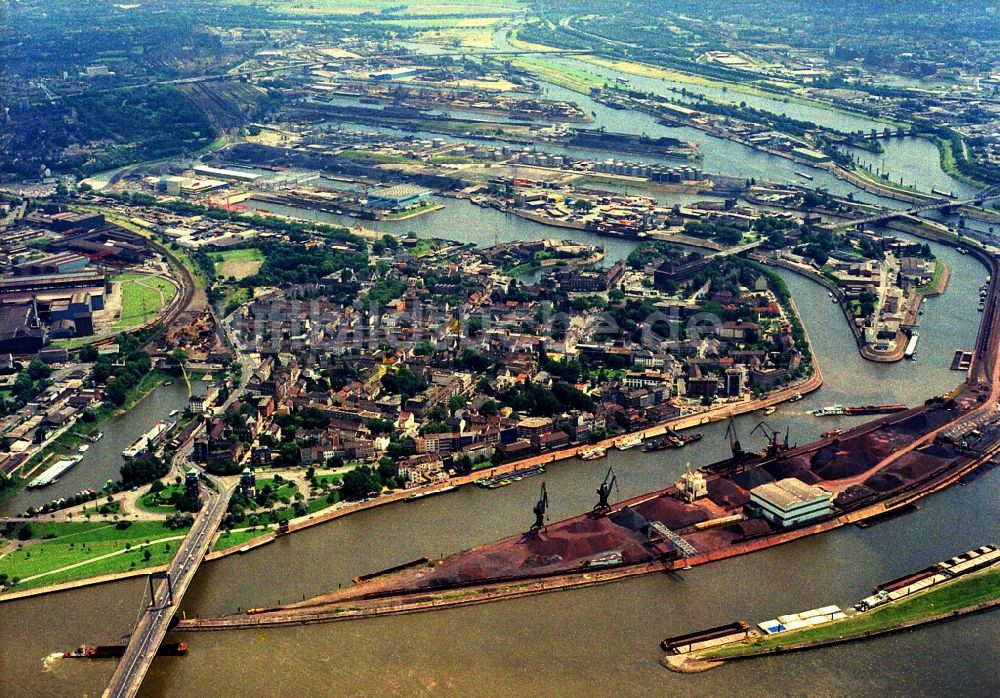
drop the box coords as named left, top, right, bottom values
left=102, top=477, right=235, bottom=698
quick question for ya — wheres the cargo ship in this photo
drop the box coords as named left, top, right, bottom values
left=475, top=464, right=545, bottom=489
left=615, top=433, right=643, bottom=450
left=904, top=332, right=919, bottom=360
left=122, top=420, right=175, bottom=459
left=28, top=456, right=83, bottom=488
left=812, top=405, right=844, bottom=417
left=579, top=447, right=608, bottom=461
left=842, top=404, right=908, bottom=416
left=643, top=433, right=703, bottom=451
left=63, top=642, right=188, bottom=659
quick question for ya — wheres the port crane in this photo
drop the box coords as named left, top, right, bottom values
left=529, top=482, right=549, bottom=533
left=593, top=466, right=619, bottom=514
left=750, top=420, right=793, bottom=459
left=726, top=415, right=744, bottom=463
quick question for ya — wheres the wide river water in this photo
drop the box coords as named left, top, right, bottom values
left=2, top=50, right=997, bottom=698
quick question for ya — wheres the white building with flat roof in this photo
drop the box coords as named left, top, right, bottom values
left=749, top=477, right=832, bottom=527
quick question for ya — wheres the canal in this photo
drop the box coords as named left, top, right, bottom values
left=0, top=381, right=195, bottom=518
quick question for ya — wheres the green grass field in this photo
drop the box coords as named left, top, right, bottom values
left=137, top=483, right=187, bottom=514
left=112, top=273, right=176, bottom=331
left=210, top=247, right=264, bottom=280
left=213, top=528, right=270, bottom=553
left=0, top=521, right=188, bottom=592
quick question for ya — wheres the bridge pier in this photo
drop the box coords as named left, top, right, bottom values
left=148, top=571, right=174, bottom=608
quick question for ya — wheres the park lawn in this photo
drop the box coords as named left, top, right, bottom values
left=256, top=478, right=298, bottom=502
left=3, top=542, right=180, bottom=592
left=1, top=521, right=189, bottom=590
left=701, top=567, right=1000, bottom=659
left=213, top=528, right=271, bottom=553
left=21, top=520, right=183, bottom=544
left=137, top=483, right=188, bottom=514
left=112, top=272, right=176, bottom=331
left=210, top=247, right=264, bottom=280
left=311, top=474, right=343, bottom=489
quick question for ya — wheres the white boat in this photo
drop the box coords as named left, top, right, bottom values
left=78, top=444, right=89, bottom=453
left=580, top=447, right=608, bottom=461
left=763, top=406, right=776, bottom=415
left=122, top=420, right=175, bottom=459
left=405, top=485, right=458, bottom=501
left=615, top=434, right=643, bottom=450
left=28, top=456, right=83, bottom=488
left=812, top=405, right=845, bottom=417
left=904, top=333, right=919, bottom=360
left=790, top=393, right=804, bottom=402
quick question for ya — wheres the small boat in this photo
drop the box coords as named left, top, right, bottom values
left=790, top=393, right=804, bottom=402
left=78, top=444, right=89, bottom=453
left=580, top=447, right=608, bottom=461
left=827, top=291, right=834, bottom=298
left=822, top=428, right=843, bottom=438
left=795, top=171, right=815, bottom=181
left=406, top=485, right=458, bottom=501
left=169, top=409, right=180, bottom=417
left=238, top=546, right=251, bottom=554
left=615, top=434, right=643, bottom=450
left=812, top=404, right=845, bottom=417
left=162, top=380, right=174, bottom=386
left=763, top=406, right=776, bottom=416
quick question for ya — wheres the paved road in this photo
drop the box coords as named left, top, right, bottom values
left=102, top=478, right=235, bottom=698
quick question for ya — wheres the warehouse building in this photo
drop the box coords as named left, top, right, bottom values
left=364, top=184, right=431, bottom=213
left=748, top=477, right=832, bottom=527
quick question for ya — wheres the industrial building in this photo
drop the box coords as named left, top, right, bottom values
left=14, top=252, right=90, bottom=276
left=0, top=302, right=44, bottom=354
left=364, top=184, right=431, bottom=213
left=748, top=478, right=832, bottom=527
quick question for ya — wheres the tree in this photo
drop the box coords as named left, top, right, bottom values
left=171, top=348, right=189, bottom=367
left=79, top=344, right=99, bottom=362
left=340, top=466, right=382, bottom=501
left=448, top=394, right=468, bottom=415
left=26, top=358, right=51, bottom=381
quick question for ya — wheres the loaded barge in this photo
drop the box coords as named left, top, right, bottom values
left=63, top=642, right=188, bottom=659
left=660, top=544, right=1000, bottom=668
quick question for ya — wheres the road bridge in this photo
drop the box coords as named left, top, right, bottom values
left=828, top=185, right=1000, bottom=231
left=102, top=477, right=236, bottom=698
